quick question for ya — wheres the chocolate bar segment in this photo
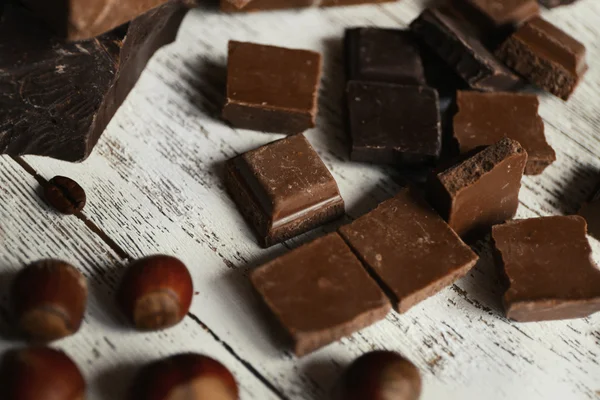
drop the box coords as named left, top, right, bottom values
left=410, top=7, right=522, bottom=91
left=220, top=0, right=395, bottom=12
left=251, top=232, right=391, bottom=356
left=453, top=91, right=555, bottom=175
left=428, top=138, right=527, bottom=238
left=225, top=134, right=344, bottom=248
left=339, top=188, right=478, bottom=313
left=0, top=2, right=186, bottom=162
left=492, top=216, right=600, bottom=322
left=496, top=17, right=587, bottom=100
left=345, top=28, right=426, bottom=85
left=346, top=82, right=442, bottom=166
left=222, top=41, right=322, bottom=134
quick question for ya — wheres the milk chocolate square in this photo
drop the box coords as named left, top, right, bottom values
left=339, top=188, right=478, bottom=313
left=251, top=232, right=391, bottom=356
left=225, top=134, right=344, bottom=248
left=454, top=91, right=555, bottom=175
left=428, top=138, right=527, bottom=238
left=222, top=41, right=321, bottom=134
left=493, top=216, right=600, bottom=322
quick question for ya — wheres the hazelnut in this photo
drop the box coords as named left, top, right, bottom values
left=130, top=353, right=238, bottom=400
left=0, top=346, right=86, bottom=400
left=117, top=255, right=193, bottom=331
left=339, top=351, right=421, bottom=400
left=12, top=259, right=88, bottom=342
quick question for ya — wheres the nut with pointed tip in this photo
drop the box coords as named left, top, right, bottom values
left=12, top=259, right=88, bottom=342
left=130, top=353, right=239, bottom=400
left=339, top=351, right=422, bottom=400
left=0, top=346, right=86, bottom=400
left=117, top=255, right=193, bottom=331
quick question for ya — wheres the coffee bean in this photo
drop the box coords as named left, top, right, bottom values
left=43, top=176, right=86, bottom=214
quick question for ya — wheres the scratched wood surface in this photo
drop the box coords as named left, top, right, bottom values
left=1, top=0, right=600, bottom=399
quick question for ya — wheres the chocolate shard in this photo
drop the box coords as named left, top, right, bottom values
left=428, top=138, right=527, bottom=239
left=410, top=7, right=522, bottom=92
left=0, top=2, right=187, bottom=162
left=492, top=216, right=600, bottom=322
left=453, top=91, right=555, bottom=175
left=496, top=16, right=587, bottom=100
left=538, top=0, right=579, bottom=8
left=220, top=0, right=395, bottom=12
left=339, top=188, right=479, bottom=313
left=251, top=232, right=391, bottom=356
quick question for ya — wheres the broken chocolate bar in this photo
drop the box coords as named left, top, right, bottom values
left=492, top=216, right=600, bottom=322
left=0, top=2, right=187, bottom=162
left=222, top=41, right=322, bottom=135
left=220, top=0, right=395, bottom=12
left=496, top=17, right=587, bottom=100
left=428, top=138, right=527, bottom=238
left=251, top=232, right=391, bottom=356
left=453, top=91, right=555, bottom=175
left=225, top=134, right=345, bottom=248
left=339, top=188, right=478, bottom=313
left=410, top=7, right=522, bottom=91
left=346, top=81, right=441, bottom=166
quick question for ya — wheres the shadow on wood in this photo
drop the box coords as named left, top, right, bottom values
left=96, top=361, right=140, bottom=400
left=555, top=164, right=600, bottom=215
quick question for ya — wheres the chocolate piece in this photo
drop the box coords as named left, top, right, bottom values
left=223, top=0, right=253, bottom=9
left=492, top=216, right=600, bottom=322
left=538, top=0, right=578, bottom=8
left=222, top=41, right=322, bottom=135
left=220, top=0, right=395, bottom=12
left=451, top=0, right=539, bottom=31
left=0, top=3, right=187, bottom=162
left=453, top=91, right=555, bottom=175
left=339, top=188, right=478, bottom=313
left=44, top=176, right=87, bottom=214
left=410, top=7, right=522, bottom=91
left=428, top=138, right=527, bottom=238
left=225, top=134, right=345, bottom=248
left=578, top=183, right=600, bottom=241
left=345, top=28, right=426, bottom=85
left=251, top=232, right=391, bottom=356
left=346, top=81, right=442, bottom=166
left=496, top=17, right=587, bottom=100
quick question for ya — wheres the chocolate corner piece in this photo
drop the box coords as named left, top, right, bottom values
left=250, top=232, right=391, bottom=356
left=492, top=216, right=600, bottom=322
left=222, top=41, right=322, bottom=134
left=428, top=138, right=528, bottom=238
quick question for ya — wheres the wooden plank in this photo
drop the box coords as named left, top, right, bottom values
left=12, top=0, right=600, bottom=399
left=0, top=157, right=280, bottom=399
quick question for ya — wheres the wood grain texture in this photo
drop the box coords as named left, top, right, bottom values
left=3, top=0, right=600, bottom=399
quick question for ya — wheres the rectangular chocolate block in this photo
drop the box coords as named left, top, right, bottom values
left=225, top=134, right=344, bottom=248
left=251, top=232, right=391, bottom=356
left=496, top=17, right=587, bottom=100
left=493, top=216, right=600, bottom=322
left=0, top=2, right=186, bottom=162
left=428, top=138, right=527, bottom=238
left=220, top=0, right=395, bottom=12
left=222, top=41, right=322, bottom=135
left=410, top=7, right=522, bottom=91
left=453, top=91, right=555, bottom=175
left=339, top=188, right=478, bottom=313
left=346, top=81, right=442, bottom=166
left=539, top=0, right=578, bottom=8
left=345, top=28, right=426, bottom=85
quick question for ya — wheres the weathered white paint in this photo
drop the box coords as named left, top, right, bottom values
left=1, top=0, right=600, bottom=399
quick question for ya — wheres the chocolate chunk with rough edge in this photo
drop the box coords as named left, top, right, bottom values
left=251, top=232, right=391, bottom=356
left=224, top=134, right=345, bottom=248
left=492, top=216, right=600, bottom=322
left=339, top=188, right=478, bottom=313
left=428, top=138, right=527, bottom=238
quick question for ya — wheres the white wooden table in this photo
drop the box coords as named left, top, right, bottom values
left=1, top=0, right=600, bottom=398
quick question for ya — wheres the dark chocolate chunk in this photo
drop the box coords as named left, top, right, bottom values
left=345, top=28, right=426, bottom=85
left=222, top=41, right=322, bottom=135
left=44, top=176, right=87, bottom=215
left=496, top=16, right=587, bottom=100
left=578, top=183, right=600, bottom=241
left=451, top=0, right=539, bottom=33
left=0, top=2, right=187, bottom=162
left=346, top=81, right=441, bottom=166
left=538, top=0, right=579, bottom=8
left=339, top=188, right=478, bottom=313
left=492, top=216, right=600, bottom=322
left=225, top=134, right=345, bottom=248
left=220, top=0, right=395, bottom=12
left=453, top=91, right=555, bottom=175
left=410, top=7, right=522, bottom=91
left=251, top=232, right=391, bottom=356
left=428, top=138, right=527, bottom=238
